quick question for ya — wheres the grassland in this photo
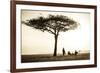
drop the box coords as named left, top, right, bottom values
left=21, top=53, right=90, bottom=63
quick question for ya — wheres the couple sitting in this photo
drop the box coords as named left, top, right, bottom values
left=68, top=50, right=78, bottom=55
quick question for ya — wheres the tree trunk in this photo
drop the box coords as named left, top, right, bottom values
left=53, top=35, right=58, bottom=56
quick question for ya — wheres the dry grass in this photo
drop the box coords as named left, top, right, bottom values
left=21, top=53, right=90, bottom=63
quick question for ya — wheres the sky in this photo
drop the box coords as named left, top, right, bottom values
left=21, top=10, right=92, bottom=55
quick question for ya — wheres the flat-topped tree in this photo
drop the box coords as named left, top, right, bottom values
left=22, top=15, right=79, bottom=56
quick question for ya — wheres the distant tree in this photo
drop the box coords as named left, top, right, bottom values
left=22, top=15, right=79, bottom=56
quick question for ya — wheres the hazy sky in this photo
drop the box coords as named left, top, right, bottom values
left=21, top=10, right=92, bottom=55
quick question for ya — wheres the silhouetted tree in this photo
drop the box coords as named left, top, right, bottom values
left=22, top=15, right=79, bottom=56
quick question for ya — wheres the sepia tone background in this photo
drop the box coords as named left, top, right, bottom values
left=22, top=10, right=91, bottom=55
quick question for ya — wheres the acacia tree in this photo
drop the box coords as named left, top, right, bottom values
left=23, top=15, right=79, bottom=56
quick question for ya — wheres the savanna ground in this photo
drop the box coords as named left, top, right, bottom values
left=21, top=53, right=90, bottom=63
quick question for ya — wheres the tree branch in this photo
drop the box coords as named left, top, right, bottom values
left=44, top=28, right=55, bottom=35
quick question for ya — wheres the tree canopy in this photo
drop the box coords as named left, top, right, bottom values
left=22, top=15, right=79, bottom=35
